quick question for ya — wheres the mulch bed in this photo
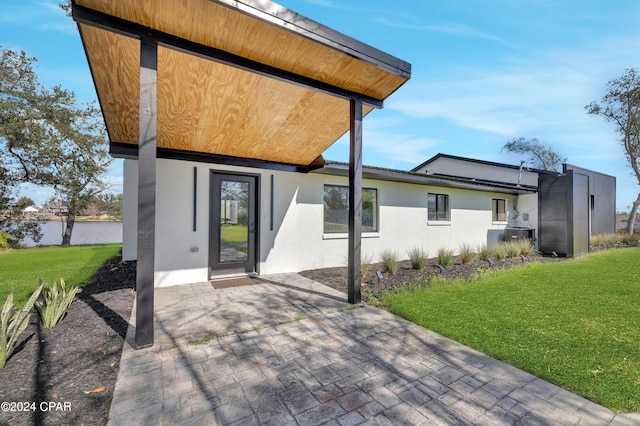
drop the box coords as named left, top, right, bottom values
left=300, top=255, right=560, bottom=303
left=0, top=256, right=136, bottom=426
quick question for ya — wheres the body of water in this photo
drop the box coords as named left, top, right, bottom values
left=22, top=221, right=123, bottom=246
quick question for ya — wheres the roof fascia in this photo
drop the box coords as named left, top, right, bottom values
left=316, top=162, right=536, bottom=195
left=412, top=153, right=549, bottom=174
left=563, top=163, right=616, bottom=179
left=72, top=3, right=385, bottom=108
left=110, top=142, right=324, bottom=173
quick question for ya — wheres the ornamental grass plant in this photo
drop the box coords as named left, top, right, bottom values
left=0, top=284, right=43, bottom=369
left=35, top=278, right=81, bottom=328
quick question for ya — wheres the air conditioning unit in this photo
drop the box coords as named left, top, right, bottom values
left=505, top=227, right=535, bottom=241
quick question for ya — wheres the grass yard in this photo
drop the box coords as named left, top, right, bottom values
left=220, top=224, right=247, bottom=244
left=383, top=248, right=640, bottom=412
left=0, top=243, right=122, bottom=306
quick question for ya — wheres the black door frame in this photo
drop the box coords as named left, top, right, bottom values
left=209, top=170, right=260, bottom=277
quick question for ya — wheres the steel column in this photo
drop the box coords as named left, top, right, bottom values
left=135, top=38, right=158, bottom=349
left=348, top=99, right=363, bottom=304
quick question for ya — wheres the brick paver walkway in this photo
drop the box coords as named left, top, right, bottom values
left=108, top=274, right=639, bottom=425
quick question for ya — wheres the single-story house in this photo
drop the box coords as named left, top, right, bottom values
left=72, top=0, right=615, bottom=347
left=119, top=153, right=615, bottom=289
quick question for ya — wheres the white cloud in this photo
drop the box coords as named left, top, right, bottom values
left=0, top=0, right=75, bottom=35
left=372, top=18, right=509, bottom=44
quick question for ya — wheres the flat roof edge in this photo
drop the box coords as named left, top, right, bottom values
left=316, top=161, right=536, bottom=194
left=213, top=0, right=411, bottom=78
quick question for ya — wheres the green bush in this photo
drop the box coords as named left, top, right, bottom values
left=477, top=244, right=494, bottom=261
left=34, top=278, right=81, bottom=329
left=494, top=243, right=507, bottom=260
left=517, top=239, right=535, bottom=256
left=505, top=241, right=520, bottom=258
left=0, top=232, right=11, bottom=251
left=437, top=248, right=454, bottom=268
left=406, top=246, right=428, bottom=270
left=379, top=249, right=399, bottom=274
left=1, top=284, right=43, bottom=369
left=360, top=252, right=374, bottom=279
left=458, top=243, right=475, bottom=265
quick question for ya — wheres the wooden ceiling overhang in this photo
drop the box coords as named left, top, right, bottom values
left=72, top=0, right=411, bottom=171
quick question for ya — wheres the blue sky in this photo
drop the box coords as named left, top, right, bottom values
left=1, top=0, right=639, bottom=210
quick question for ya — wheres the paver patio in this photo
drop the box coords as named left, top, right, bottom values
left=108, top=274, right=639, bottom=425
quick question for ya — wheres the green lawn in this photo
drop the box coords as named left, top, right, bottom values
left=220, top=224, right=247, bottom=244
left=383, top=248, right=640, bottom=412
left=0, top=244, right=122, bottom=306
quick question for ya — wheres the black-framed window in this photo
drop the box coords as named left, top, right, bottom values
left=427, top=193, right=449, bottom=221
left=492, top=198, right=507, bottom=221
left=323, top=185, right=378, bottom=233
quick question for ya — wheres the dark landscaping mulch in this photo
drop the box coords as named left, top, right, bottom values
left=0, top=256, right=136, bottom=426
left=301, top=255, right=558, bottom=303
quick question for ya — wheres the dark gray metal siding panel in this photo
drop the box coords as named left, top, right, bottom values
left=592, top=173, right=616, bottom=235
left=570, top=172, right=590, bottom=257
left=538, top=175, right=568, bottom=255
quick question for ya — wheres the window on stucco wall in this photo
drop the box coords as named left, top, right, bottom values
left=427, top=193, right=449, bottom=221
left=323, top=185, right=378, bottom=233
left=492, top=198, right=507, bottom=221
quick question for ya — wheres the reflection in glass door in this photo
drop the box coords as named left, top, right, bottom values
left=210, top=173, right=257, bottom=276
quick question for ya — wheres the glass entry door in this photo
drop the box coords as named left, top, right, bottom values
left=210, top=173, right=257, bottom=276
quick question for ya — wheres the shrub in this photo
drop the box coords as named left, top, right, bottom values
left=0, top=232, right=11, bottom=251
left=1, top=283, right=43, bottom=369
left=494, top=243, right=507, bottom=260
left=360, top=252, right=374, bottom=279
left=591, top=234, right=607, bottom=247
left=35, top=278, right=81, bottom=328
left=518, top=239, right=535, bottom=256
left=379, top=249, right=399, bottom=274
left=458, top=243, right=475, bottom=265
left=477, top=244, right=494, bottom=261
left=437, top=248, right=454, bottom=268
left=504, top=241, right=519, bottom=258
left=406, top=246, right=428, bottom=270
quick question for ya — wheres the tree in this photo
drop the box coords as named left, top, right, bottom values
left=586, top=68, right=640, bottom=235
left=0, top=47, right=112, bottom=246
left=0, top=165, right=42, bottom=248
left=15, top=196, right=34, bottom=211
left=502, top=137, right=567, bottom=172
left=92, top=192, right=123, bottom=219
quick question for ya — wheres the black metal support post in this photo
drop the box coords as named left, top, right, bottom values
left=348, top=99, right=363, bottom=304
left=135, top=38, right=158, bottom=349
left=193, top=167, right=198, bottom=232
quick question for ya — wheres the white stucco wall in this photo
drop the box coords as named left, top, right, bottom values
left=122, top=158, right=533, bottom=287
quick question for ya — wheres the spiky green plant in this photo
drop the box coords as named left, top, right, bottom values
left=406, top=246, right=428, bottom=270
left=360, top=252, right=374, bottom=279
left=458, top=242, right=475, bottom=264
left=34, top=278, right=81, bottom=329
left=505, top=241, right=520, bottom=258
left=1, top=284, right=43, bottom=369
left=437, top=248, right=454, bottom=268
left=494, top=243, right=508, bottom=260
left=379, top=249, right=399, bottom=274
left=477, top=243, right=494, bottom=261
left=517, top=239, right=535, bottom=256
